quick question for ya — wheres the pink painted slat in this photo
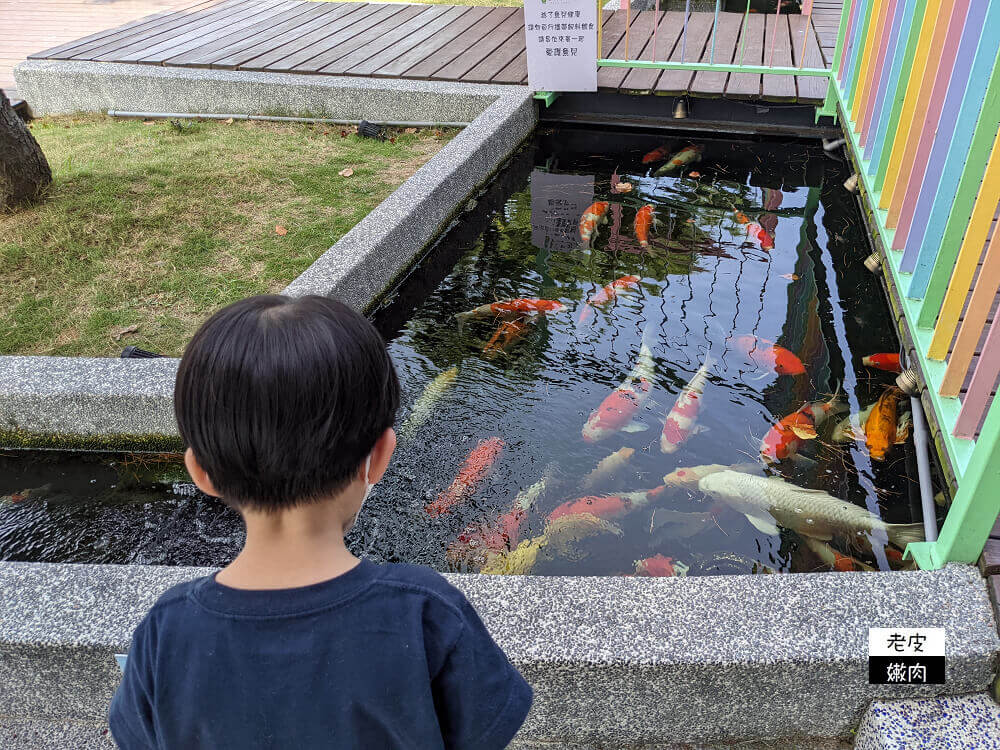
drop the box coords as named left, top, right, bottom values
left=801, top=0, right=814, bottom=14
left=954, top=314, right=1000, bottom=439
left=886, top=0, right=969, bottom=229
left=839, top=0, right=864, bottom=83
left=859, top=0, right=898, bottom=144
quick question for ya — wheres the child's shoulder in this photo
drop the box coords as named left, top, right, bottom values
left=144, top=576, right=209, bottom=618
left=374, top=563, right=470, bottom=614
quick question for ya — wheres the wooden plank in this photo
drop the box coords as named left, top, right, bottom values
left=619, top=10, right=684, bottom=93
left=244, top=3, right=386, bottom=71
left=210, top=1, right=360, bottom=69
left=762, top=14, right=796, bottom=101
left=655, top=11, right=716, bottom=95
left=165, top=0, right=321, bottom=66
left=372, top=5, right=492, bottom=78
left=317, top=5, right=442, bottom=74
left=400, top=7, right=516, bottom=79
left=689, top=11, right=742, bottom=97
left=29, top=0, right=220, bottom=58
left=992, top=515, right=1000, bottom=539
left=345, top=5, right=469, bottom=76
left=430, top=9, right=524, bottom=81
left=792, top=14, right=828, bottom=102
left=491, top=47, right=527, bottom=84
left=983, top=539, right=1000, bottom=576
left=461, top=18, right=526, bottom=83
left=594, top=8, right=639, bottom=90
left=282, top=4, right=413, bottom=72
left=600, top=11, right=660, bottom=91
left=62, top=0, right=243, bottom=60
left=725, top=11, right=764, bottom=99
left=91, top=0, right=282, bottom=61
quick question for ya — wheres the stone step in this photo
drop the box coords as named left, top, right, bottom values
left=854, top=694, right=1000, bottom=750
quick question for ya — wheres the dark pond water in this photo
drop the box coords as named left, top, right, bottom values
left=0, top=127, right=944, bottom=576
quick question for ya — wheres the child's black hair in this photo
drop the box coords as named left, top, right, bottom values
left=175, top=295, right=400, bottom=513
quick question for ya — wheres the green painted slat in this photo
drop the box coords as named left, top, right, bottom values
left=596, top=59, right=827, bottom=75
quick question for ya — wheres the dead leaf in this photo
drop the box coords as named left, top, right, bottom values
left=404, top=127, right=417, bottom=134
left=340, top=129, right=348, bottom=138
left=434, top=130, right=443, bottom=136
left=275, top=225, right=288, bottom=236
left=142, top=120, right=156, bottom=126
left=113, top=324, right=140, bottom=341
left=389, top=137, right=396, bottom=144
left=338, top=167, right=354, bottom=177
left=780, top=273, right=800, bottom=281
left=322, top=130, right=330, bottom=135
left=223, top=118, right=234, bottom=125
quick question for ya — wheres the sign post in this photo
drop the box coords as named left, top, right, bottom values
left=524, top=0, right=599, bottom=92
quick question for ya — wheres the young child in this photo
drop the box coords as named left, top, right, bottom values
left=109, top=295, right=533, bottom=749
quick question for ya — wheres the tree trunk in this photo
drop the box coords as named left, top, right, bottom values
left=0, top=89, right=52, bottom=211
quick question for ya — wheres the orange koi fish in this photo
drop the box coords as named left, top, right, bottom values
left=760, top=389, right=845, bottom=464
left=582, top=344, right=655, bottom=442
left=634, top=204, right=656, bottom=248
left=733, top=335, right=806, bottom=376
left=654, top=145, right=703, bottom=176
left=862, top=353, right=902, bottom=373
left=455, top=298, right=564, bottom=329
left=579, top=201, right=610, bottom=246
left=482, top=319, right=530, bottom=359
left=634, top=553, right=689, bottom=577
left=660, top=353, right=712, bottom=454
left=642, top=144, right=673, bottom=164
left=425, top=437, right=504, bottom=516
left=734, top=211, right=750, bottom=225
left=578, top=274, right=641, bottom=322
left=865, top=386, right=903, bottom=461
left=548, top=486, right=666, bottom=522
left=803, top=537, right=876, bottom=573
left=745, top=222, right=775, bottom=251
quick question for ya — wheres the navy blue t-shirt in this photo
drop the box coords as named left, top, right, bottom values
left=109, top=560, right=532, bottom=749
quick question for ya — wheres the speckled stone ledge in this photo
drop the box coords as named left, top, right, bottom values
left=13, top=60, right=516, bottom=122
left=0, top=83, right=535, bottom=450
left=1, top=562, right=997, bottom=745
left=854, top=694, right=1000, bottom=749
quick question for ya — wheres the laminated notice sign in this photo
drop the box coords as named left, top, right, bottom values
left=524, top=0, right=598, bottom=92
left=530, top=170, right=594, bottom=252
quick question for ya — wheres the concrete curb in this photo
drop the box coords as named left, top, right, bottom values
left=1, top=562, right=997, bottom=745
left=854, top=694, right=1000, bottom=749
left=13, top=60, right=516, bottom=122
left=0, top=71, right=536, bottom=449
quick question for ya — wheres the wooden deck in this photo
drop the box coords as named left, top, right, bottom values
left=28, top=0, right=832, bottom=103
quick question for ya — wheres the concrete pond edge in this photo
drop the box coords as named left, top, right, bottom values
left=1, top=66, right=536, bottom=448
left=0, top=562, right=997, bottom=746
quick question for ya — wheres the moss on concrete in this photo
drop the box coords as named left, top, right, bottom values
left=0, top=426, right=183, bottom=453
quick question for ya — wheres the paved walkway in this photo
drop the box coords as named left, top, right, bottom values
left=0, top=0, right=216, bottom=98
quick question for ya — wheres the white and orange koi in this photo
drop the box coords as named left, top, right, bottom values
left=579, top=201, right=610, bottom=246
left=634, top=204, right=656, bottom=248
left=582, top=344, right=656, bottom=443
left=654, top=145, right=703, bottom=176
left=660, top=353, right=712, bottom=454
left=578, top=274, right=641, bottom=323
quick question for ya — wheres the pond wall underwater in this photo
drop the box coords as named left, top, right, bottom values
left=1, top=71, right=999, bottom=748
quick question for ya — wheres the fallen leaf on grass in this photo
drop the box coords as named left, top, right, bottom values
left=780, top=273, right=799, bottom=281
left=338, top=167, right=354, bottom=177
left=340, top=130, right=348, bottom=138
left=113, top=324, right=140, bottom=341
left=142, top=120, right=156, bottom=126
left=404, top=127, right=417, bottom=134
left=275, top=225, right=288, bottom=236
left=223, top=118, right=234, bottom=125
left=389, top=137, right=396, bottom=144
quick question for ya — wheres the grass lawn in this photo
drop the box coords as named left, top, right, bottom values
left=0, top=115, right=453, bottom=357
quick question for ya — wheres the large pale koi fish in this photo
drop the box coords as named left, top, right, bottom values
left=398, top=366, right=458, bottom=440
left=660, top=353, right=713, bottom=454
left=698, top=470, right=924, bottom=548
left=581, top=344, right=656, bottom=442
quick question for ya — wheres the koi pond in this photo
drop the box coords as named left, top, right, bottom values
left=0, top=127, right=945, bottom=577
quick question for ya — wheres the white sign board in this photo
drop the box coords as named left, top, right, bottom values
left=524, top=0, right=598, bottom=93
left=530, top=170, right=595, bottom=252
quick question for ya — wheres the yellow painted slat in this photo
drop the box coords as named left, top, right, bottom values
left=854, top=0, right=892, bottom=128
left=879, top=0, right=943, bottom=210
left=851, top=0, right=888, bottom=122
left=940, top=225, right=1000, bottom=396
left=929, top=128, right=1000, bottom=360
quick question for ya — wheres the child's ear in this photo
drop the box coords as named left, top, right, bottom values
left=184, top=447, right=222, bottom=498
left=367, top=428, right=397, bottom=485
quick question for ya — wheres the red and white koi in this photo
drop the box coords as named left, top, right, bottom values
left=733, top=334, right=806, bottom=376
left=579, top=201, right=610, bottom=246
left=660, top=353, right=713, bottom=454
left=547, top=485, right=666, bottom=522
left=745, top=222, right=775, bottom=251
left=425, top=437, right=505, bottom=516
left=634, top=204, right=656, bottom=248
left=578, top=274, right=641, bottom=322
left=654, top=145, right=703, bottom=176
left=760, top=388, right=845, bottom=464
left=634, top=554, right=690, bottom=577
left=642, top=143, right=673, bottom=164
left=582, top=344, right=656, bottom=443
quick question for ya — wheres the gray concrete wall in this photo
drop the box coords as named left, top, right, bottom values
left=0, top=562, right=997, bottom=747
left=0, top=71, right=536, bottom=450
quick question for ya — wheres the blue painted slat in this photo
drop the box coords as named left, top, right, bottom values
left=868, top=0, right=920, bottom=170
left=864, top=0, right=909, bottom=160
left=898, top=0, right=1000, bottom=274
left=842, top=0, right=873, bottom=97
